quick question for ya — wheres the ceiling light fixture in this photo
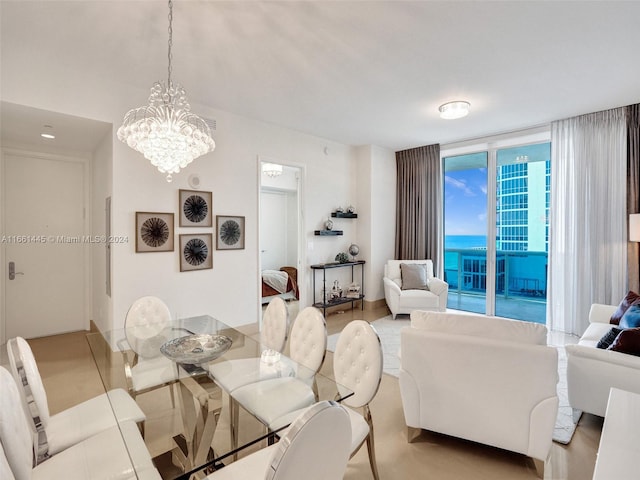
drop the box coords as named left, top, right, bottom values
left=117, top=0, right=215, bottom=182
left=262, top=163, right=283, bottom=178
left=40, top=125, right=55, bottom=139
left=438, top=101, right=471, bottom=120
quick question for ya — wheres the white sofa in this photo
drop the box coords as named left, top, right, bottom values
left=383, top=260, right=448, bottom=319
left=399, top=310, right=558, bottom=475
left=566, top=303, right=640, bottom=417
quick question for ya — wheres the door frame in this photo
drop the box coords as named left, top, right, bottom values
left=256, top=156, right=306, bottom=324
left=1, top=146, right=92, bottom=343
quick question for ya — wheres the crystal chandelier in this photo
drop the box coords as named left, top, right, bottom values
left=117, top=0, right=215, bottom=182
left=262, top=163, right=283, bottom=178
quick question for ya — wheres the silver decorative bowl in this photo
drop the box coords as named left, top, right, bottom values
left=160, top=334, right=233, bottom=365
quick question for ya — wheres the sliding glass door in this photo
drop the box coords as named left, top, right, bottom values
left=443, top=141, right=550, bottom=323
left=443, top=152, right=488, bottom=314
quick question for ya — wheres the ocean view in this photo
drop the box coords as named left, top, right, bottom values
left=445, top=235, right=487, bottom=250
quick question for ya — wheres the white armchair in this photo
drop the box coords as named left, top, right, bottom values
left=383, top=260, right=448, bottom=319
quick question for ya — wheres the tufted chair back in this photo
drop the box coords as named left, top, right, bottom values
left=288, top=307, right=327, bottom=376
left=125, top=296, right=172, bottom=358
left=267, top=401, right=351, bottom=480
left=0, top=367, right=34, bottom=480
left=334, top=321, right=383, bottom=409
left=7, top=337, right=51, bottom=428
left=262, top=297, right=289, bottom=352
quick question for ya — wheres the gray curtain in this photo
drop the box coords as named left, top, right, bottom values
left=394, top=144, right=442, bottom=272
left=627, top=103, right=640, bottom=292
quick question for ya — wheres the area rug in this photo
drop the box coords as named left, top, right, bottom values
left=327, top=315, right=580, bottom=444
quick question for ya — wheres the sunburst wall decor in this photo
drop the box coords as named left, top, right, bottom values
left=136, top=212, right=174, bottom=252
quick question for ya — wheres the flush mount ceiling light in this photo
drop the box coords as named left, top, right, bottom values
left=438, top=101, right=471, bottom=120
left=262, top=163, right=283, bottom=178
left=40, top=125, right=55, bottom=139
left=117, top=0, right=215, bottom=182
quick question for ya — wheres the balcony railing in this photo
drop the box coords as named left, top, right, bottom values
left=444, top=248, right=548, bottom=323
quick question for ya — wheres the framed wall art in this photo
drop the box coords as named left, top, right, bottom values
left=135, top=212, right=174, bottom=253
left=179, top=189, right=212, bottom=227
left=180, top=233, right=213, bottom=271
left=216, top=215, right=245, bottom=250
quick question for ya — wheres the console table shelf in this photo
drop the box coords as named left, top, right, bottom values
left=331, top=212, right=358, bottom=218
left=310, top=261, right=365, bottom=316
left=314, top=230, right=343, bottom=236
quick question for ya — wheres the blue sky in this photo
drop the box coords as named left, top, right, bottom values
left=444, top=168, right=488, bottom=236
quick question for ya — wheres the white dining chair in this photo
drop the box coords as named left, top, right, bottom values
left=0, top=366, right=161, bottom=480
left=270, top=320, right=383, bottom=479
left=332, top=320, right=383, bottom=480
left=208, top=296, right=289, bottom=393
left=231, top=307, right=327, bottom=425
left=6, top=337, right=146, bottom=460
left=204, top=401, right=351, bottom=480
left=121, top=296, right=180, bottom=404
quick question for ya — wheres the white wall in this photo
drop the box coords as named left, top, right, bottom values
left=2, top=33, right=394, bottom=331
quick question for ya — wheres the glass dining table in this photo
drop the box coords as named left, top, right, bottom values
left=86, top=315, right=351, bottom=479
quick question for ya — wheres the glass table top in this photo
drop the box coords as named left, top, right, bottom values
left=86, top=315, right=351, bottom=479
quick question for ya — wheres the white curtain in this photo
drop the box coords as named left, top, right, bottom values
left=548, top=108, right=627, bottom=336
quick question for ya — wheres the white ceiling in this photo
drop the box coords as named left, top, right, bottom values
left=1, top=1, right=639, bottom=151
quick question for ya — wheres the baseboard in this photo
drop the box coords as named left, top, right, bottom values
left=89, top=320, right=99, bottom=333
left=364, top=298, right=388, bottom=311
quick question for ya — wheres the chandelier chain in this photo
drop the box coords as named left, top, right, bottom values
left=167, top=0, right=173, bottom=87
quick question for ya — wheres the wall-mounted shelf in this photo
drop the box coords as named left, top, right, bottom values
left=314, top=230, right=343, bottom=236
left=331, top=212, right=358, bottom=219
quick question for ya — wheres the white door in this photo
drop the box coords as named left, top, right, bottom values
left=3, top=152, right=86, bottom=339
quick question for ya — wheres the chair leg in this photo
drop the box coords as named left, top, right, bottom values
left=170, top=382, right=176, bottom=408
left=230, top=397, right=239, bottom=461
left=365, top=431, right=380, bottom=480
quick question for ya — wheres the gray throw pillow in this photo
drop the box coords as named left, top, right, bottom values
left=400, top=263, right=429, bottom=291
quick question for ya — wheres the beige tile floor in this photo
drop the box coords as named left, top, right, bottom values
left=4, top=305, right=602, bottom=480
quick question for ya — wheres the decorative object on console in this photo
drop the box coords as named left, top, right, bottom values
left=335, top=206, right=344, bottom=214
left=330, top=280, right=343, bottom=300
left=216, top=215, right=245, bottom=250
left=347, top=205, right=356, bottom=214
left=117, top=0, right=215, bottom=182
left=346, top=283, right=361, bottom=299
left=335, top=252, right=349, bottom=263
left=348, top=243, right=360, bottom=260
left=135, top=212, right=174, bottom=253
left=179, top=189, right=212, bottom=227
left=180, top=233, right=213, bottom=271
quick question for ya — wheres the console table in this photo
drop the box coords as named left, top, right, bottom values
left=592, top=387, right=640, bottom=480
left=310, top=260, right=365, bottom=317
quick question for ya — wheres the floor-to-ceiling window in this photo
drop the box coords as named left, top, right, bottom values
left=443, top=135, right=550, bottom=324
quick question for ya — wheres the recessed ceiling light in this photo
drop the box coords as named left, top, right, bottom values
left=439, top=101, right=471, bottom=120
left=40, top=125, right=55, bottom=139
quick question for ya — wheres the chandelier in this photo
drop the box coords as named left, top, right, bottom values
left=262, top=163, right=283, bottom=178
left=117, top=0, right=215, bottom=182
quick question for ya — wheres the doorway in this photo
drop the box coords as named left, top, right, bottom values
left=258, top=159, right=303, bottom=319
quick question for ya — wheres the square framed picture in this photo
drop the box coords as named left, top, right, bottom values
left=216, top=215, right=245, bottom=250
left=179, top=189, right=213, bottom=227
left=179, top=233, right=213, bottom=271
left=135, top=212, right=174, bottom=253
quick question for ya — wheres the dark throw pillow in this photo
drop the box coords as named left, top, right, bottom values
left=619, top=304, right=640, bottom=329
left=607, top=328, right=640, bottom=357
left=400, top=263, right=429, bottom=291
left=610, top=291, right=640, bottom=325
left=596, top=327, right=623, bottom=349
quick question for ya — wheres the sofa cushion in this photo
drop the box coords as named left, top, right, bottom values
left=579, top=322, right=614, bottom=348
left=409, top=310, right=547, bottom=345
left=608, top=328, right=640, bottom=357
left=386, top=260, right=433, bottom=281
left=400, top=263, right=429, bottom=291
left=596, top=327, right=623, bottom=349
left=610, top=291, right=640, bottom=325
left=619, top=305, right=640, bottom=329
